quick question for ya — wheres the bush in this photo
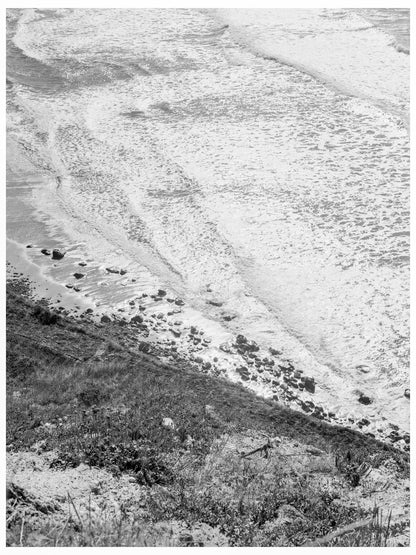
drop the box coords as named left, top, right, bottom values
left=32, top=306, right=60, bottom=325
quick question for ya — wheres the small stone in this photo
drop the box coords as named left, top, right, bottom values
left=41, top=249, right=51, bottom=256
left=222, top=314, right=236, bottom=321
left=73, top=273, right=85, bottom=279
left=207, top=299, right=223, bottom=307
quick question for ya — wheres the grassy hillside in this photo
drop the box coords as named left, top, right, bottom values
left=6, top=279, right=410, bottom=547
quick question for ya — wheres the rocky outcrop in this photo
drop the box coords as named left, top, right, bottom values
left=52, top=249, right=65, bottom=260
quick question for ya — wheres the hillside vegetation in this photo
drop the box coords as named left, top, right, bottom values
left=6, top=279, right=410, bottom=547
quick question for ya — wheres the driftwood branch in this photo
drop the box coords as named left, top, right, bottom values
left=241, top=442, right=272, bottom=459
left=303, top=516, right=376, bottom=547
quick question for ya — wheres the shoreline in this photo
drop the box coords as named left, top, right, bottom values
left=6, top=253, right=410, bottom=452
left=6, top=134, right=409, bottom=439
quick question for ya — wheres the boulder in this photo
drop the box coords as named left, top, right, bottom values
left=157, top=289, right=167, bottom=297
left=41, top=249, right=51, bottom=256
left=207, top=299, right=223, bottom=307
left=219, top=343, right=231, bottom=353
left=175, top=298, right=185, bottom=306
left=358, top=393, right=372, bottom=405
left=106, top=267, right=120, bottom=274
left=161, top=417, right=175, bottom=430
left=130, top=314, right=143, bottom=324
left=52, top=249, right=65, bottom=260
left=236, top=366, right=250, bottom=381
left=303, top=377, right=316, bottom=394
left=138, top=342, right=151, bottom=353
left=73, top=273, right=85, bottom=279
left=404, top=389, right=410, bottom=399
left=101, top=315, right=111, bottom=323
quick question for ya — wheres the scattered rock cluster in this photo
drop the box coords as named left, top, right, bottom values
left=19, top=245, right=410, bottom=453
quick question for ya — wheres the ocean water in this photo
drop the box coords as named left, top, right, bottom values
left=6, top=9, right=409, bottom=431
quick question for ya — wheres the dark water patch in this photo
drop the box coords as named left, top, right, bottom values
left=7, top=39, right=68, bottom=94
left=355, top=8, right=409, bottom=54
left=34, top=8, right=66, bottom=20
left=390, top=230, right=409, bottom=238
left=121, top=110, right=147, bottom=119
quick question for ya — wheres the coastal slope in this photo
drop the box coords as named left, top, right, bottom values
left=6, top=276, right=410, bottom=547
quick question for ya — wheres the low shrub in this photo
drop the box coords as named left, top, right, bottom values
left=32, top=305, right=60, bottom=325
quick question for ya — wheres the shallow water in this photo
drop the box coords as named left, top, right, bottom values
left=6, top=8, right=409, bottom=431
